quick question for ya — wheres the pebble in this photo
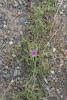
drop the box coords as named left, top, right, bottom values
left=3, top=74, right=12, bottom=79
left=60, top=58, right=64, bottom=64
left=13, top=2, right=18, bottom=8
left=0, top=70, right=3, bottom=75
left=50, top=88, right=55, bottom=91
left=50, top=70, right=55, bottom=74
left=4, top=24, right=7, bottom=28
left=14, top=67, right=21, bottom=77
left=18, top=0, right=22, bottom=5
left=19, top=17, right=25, bottom=24
left=11, top=79, right=14, bottom=83
left=64, top=80, right=67, bottom=90
left=58, top=69, right=61, bottom=73
left=44, top=78, right=48, bottom=84
left=0, top=60, right=3, bottom=65
left=18, top=11, right=23, bottom=15
left=20, top=31, right=24, bottom=35
left=53, top=48, right=56, bottom=52
left=60, top=11, right=63, bottom=15
left=0, top=21, right=4, bottom=28
left=25, top=21, right=30, bottom=24
left=16, top=11, right=24, bottom=16
left=4, top=66, right=9, bottom=70
left=9, top=41, right=13, bottom=45
left=57, top=89, right=65, bottom=99
left=3, top=70, right=8, bottom=74
left=12, top=54, right=16, bottom=58
left=16, top=67, right=21, bottom=70
left=47, top=42, right=51, bottom=47
left=56, top=88, right=61, bottom=94
left=64, top=4, right=67, bottom=8
left=64, top=34, right=67, bottom=41
left=61, top=95, right=64, bottom=98
left=45, top=87, right=50, bottom=91
left=0, top=13, right=4, bottom=19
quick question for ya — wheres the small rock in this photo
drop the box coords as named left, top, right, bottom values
left=17, top=11, right=23, bottom=15
left=0, top=21, right=4, bottom=28
left=3, top=70, right=8, bottom=74
left=18, top=0, right=22, bottom=5
left=20, top=31, right=24, bottom=35
left=2, top=44, right=6, bottom=48
left=0, top=60, right=3, bottom=65
left=4, top=66, right=9, bottom=70
left=61, top=95, right=64, bottom=99
left=17, top=77, right=21, bottom=81
left=56, top=89, right=61, bottom=94
left=12, top=54, right=16, bottom=58
left=50, top=70, right=54, bottom=74
left=44, top=78, right=48, bottom=84
left=13, top=2, right=18, bottom=8
left=4, top=24, right=7, bottom=28
left=63, top=32, right=67, bottom=36
left=11, top=79, right=14, bottom=83
left=16, top=67, right=21, bottom=70
left=0, top=70, right=3, bottom=75
left=53, top=48, right=56, bottom=52
left=60, top=11, right=63, bottom=15
left=3, top=74, right=12, bottom=79
left=64, top=80, right=67, bottom=90
left=50, top=88, right=55, bottom=91
left=47, top=42, right=51, bottom=47
left=60, top=59, right=64, bottom=64
left=14, top=67, right=21, bottom=77
left=25, top=21, right=30, bottom=24
left=64, top=34, right=67, bottom=41
left=53, top=77, right=56, bottom=80
left=45, top=87, right=50, bottom=91
left=10, top=38, right=14, bottom=41
left=19, top=17, right=25, bottom=24
left=9, top=41, right=13, bottom=45
left=64, top=4, right=67, bottom=9
left=58, top=69, right=61, bottom=73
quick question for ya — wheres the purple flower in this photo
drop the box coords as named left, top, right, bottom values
left=30, top=48, right=37, bottom=57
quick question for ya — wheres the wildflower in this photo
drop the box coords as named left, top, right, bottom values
left=30, top=48, right=37, bottom=57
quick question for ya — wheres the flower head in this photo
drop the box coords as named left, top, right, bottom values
left=30, top=48, right=37, bottom=57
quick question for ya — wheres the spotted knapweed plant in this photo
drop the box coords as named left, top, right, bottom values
left=29, top=48, right=37, bottom=58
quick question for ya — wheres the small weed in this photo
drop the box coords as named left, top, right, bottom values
left=12, top=0, right=56, bottom=100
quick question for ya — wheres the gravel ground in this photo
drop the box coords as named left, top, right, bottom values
left=47, top=0, right=67, bottom=100
left=0, top=0, right=27, bottom=98
left=0, top=0, right=67, bottom=100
